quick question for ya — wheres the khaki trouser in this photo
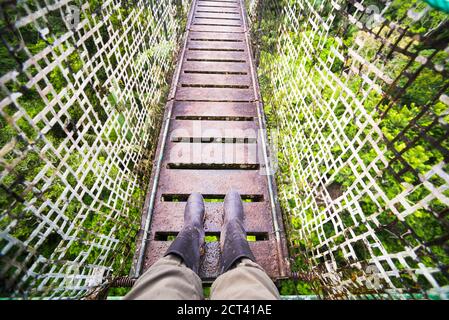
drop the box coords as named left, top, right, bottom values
left=124, top=255, right=280, bottom=300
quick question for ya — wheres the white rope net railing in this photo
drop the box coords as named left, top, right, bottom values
left=0, top=0, right=189, bottom=298
left=250, top=0, right=449, bottom=299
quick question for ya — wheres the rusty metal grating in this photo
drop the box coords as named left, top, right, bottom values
left=251, top=0, right=449, bottom=299
left=133, top=0, right=290, bottom=282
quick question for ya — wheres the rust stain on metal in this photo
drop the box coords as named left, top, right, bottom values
left=135, top=0, right=290, bottom=281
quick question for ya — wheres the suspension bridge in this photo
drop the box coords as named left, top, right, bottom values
left=1, top=0, right=449, bottom=299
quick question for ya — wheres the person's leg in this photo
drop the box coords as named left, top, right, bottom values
left=124, top=254, right=203, bottom=300
left=210, top=258, right=280, bottom=300
left=124, top=193, right=206, bottom=300
left=210, top=190, right=280, bottom=300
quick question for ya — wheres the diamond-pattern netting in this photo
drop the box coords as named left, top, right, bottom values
left=0, top=0, right=189, bottom=298
left=250, top=0, right=449, bottom=299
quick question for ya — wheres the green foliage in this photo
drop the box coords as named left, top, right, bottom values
left=108, top=287, right=132, bottom=297
left=280, top=279, right=314, bottom=295
left=203, top=286, right=211, bottom=298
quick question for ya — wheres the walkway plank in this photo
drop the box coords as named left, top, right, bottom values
left=179, top=73, right=251, bottom=86
left=172, top=101, right=257, bottom=118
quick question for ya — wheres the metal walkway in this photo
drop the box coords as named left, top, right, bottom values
left=133, top=0, right=289, bottom=283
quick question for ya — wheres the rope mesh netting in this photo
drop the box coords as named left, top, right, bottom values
left=248, top=0, right=449, bottom=299
left=0, top=0, right=189, bottom=298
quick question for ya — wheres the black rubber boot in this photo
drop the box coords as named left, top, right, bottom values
left=164, top=193, right=205, bottom=274
left=219, top=190, right=256, bottom=274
